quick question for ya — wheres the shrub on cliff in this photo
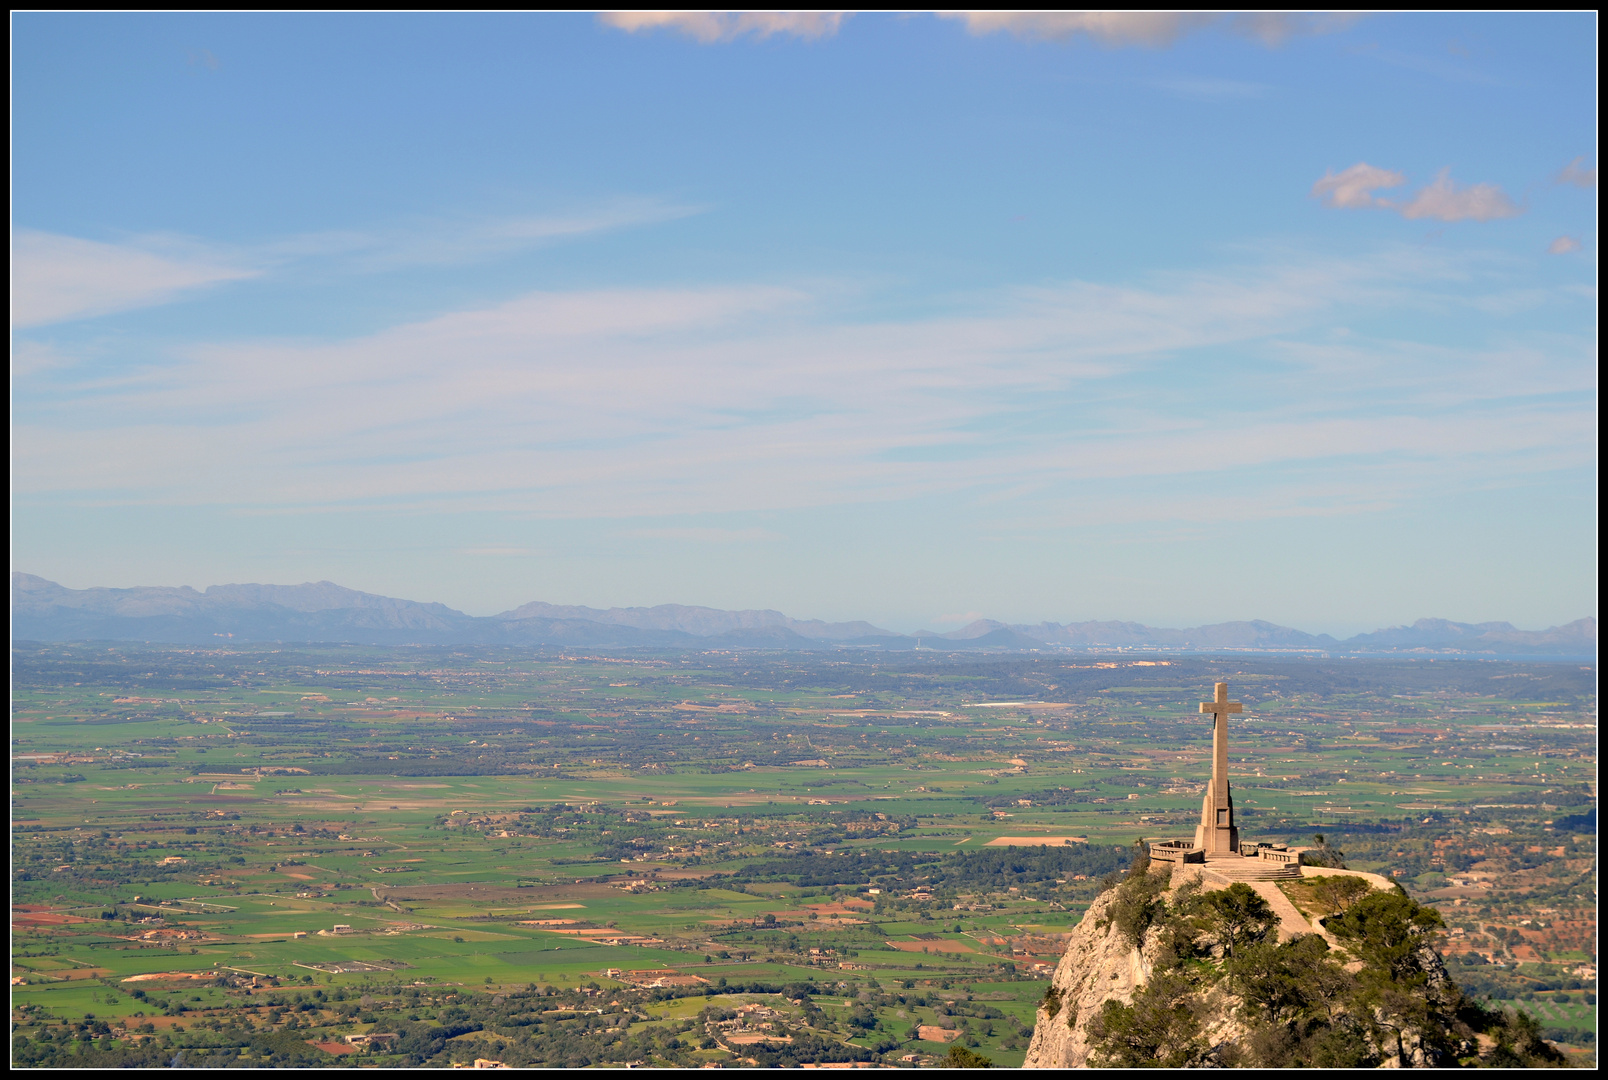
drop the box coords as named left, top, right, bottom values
left=1325, top=889, right=1443, bottom=980
left=939, top=1045, right=994, bottom=1068
left=1301, top=834, right=1348, bottom=869
left=1087, top=971, right=1205, bottom=1068
left=1480, top=1008, right=1568, bottom=1068
left=1226, top=934, right=1346, bottom=1027
left=1295, top=872, right=1372, bottom=917
left=1196, top=882, right=1275, bottom=959
left=1108, top=860, right=1171, bottom=948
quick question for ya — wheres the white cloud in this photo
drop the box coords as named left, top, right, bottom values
left=11, top=230, right=256, bottom=329
left=599, top=11, right=848, bottom=43
left=1313, top=164, right=1521, bottom=223
left=941, top=11, right=1213, bottom=47
left=1549, top=235, right=1582, bottom=255
left=1226, top=12, right=1359, bottom=46
left=1556, top=157, right=1597, bottom=187
left=1311, top=163, right=1406, bottom=209
left=938, top=11, right=1355, bottom=47
left=1398, top=169, right=1521, bottom=222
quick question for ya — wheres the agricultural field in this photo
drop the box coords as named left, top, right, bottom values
left=11, top=643, right=1597, bottom=1066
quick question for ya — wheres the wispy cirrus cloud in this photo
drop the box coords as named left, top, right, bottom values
left=938, top=11, right=1356, bottom=48
left=269, top=199, right=702, bottom=272
left=1313, top=164, right=1520, bottom=222
left=13, top=247, right=1593, bottom=530
left=11, top=200, right=699, bottom=328
left=1548, top=236, right=1582, bottom=255
left=1556, top=157, right=1597, bottom=187
left=11, top=340, right=80, bottom=378
left=11, top=230, right=257, bottom=329
left=599, top=11, right=849, bottom=43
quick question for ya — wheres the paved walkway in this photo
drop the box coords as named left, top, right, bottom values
left=1245, top=879, right=1326, bottom=943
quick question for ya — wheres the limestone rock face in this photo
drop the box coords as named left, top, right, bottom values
left=1022, top=884, right=1156, bottom=1069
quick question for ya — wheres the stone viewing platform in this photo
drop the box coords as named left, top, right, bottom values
left=1146, top=839, right=1205, bottom=864
left=1148, top=839, right=1303, bottom=880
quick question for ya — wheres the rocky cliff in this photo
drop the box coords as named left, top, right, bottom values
left=1023, top=861, right=1551, bottom=1069
left=1022, top=873, right=1167, bottom=1068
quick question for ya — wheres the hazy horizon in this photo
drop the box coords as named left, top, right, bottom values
left=12, top=13, right=1597, bottom=638
left=12, top=569, right=1595, bottom=642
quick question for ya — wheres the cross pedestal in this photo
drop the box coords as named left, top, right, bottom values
left=1194, top=682, right=1244, bottom=856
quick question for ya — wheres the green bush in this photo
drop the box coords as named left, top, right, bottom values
left=1197, top=882, right=1275, bottom=959
left=1226, top=934, right=1347, bottom=1027
left=1087, top=971, right=1202, bottom=1068
left=1481, top=1008, right=1568, bottom=1067
left=940, top=1044, right=993, bottom=1068
left=1325, top=890, right=1443, bottom=980
left=1109, top=863, right=1171, bottom=948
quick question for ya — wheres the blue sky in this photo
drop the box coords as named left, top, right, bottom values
left=11, top=12, right=1597, bottom=634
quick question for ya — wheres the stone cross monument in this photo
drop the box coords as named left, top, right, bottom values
left=1194, top=682, right=1244, bottom=856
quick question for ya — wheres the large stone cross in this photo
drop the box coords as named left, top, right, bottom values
left=1195, top=682, right=1245, bottom=856
left=1199, top=683, right=1244, bottom=726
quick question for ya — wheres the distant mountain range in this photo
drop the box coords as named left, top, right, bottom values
left=10, top=573, right=1597, bottom=658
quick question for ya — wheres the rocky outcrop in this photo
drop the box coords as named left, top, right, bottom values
left=1023, top=864, right=1301, bottom=1067
left=1023, top=878, right=1158, bottom=1068
left=1023, top=864, right=1473, bottom=1069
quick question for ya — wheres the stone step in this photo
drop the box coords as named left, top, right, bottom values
left=1199, top=857, right=1302, bottom=883
left=1228, top=871, right=1295, bottom=881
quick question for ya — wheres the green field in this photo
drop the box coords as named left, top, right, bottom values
left=11, top=644, right=1597, bottom=1066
